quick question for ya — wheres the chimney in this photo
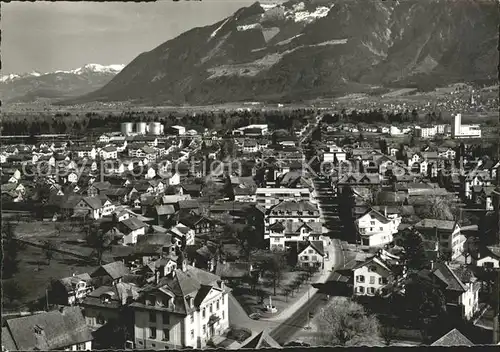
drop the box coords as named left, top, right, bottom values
left=384, top=206, right=387, bottom=218
left=430, top=260, right=434, bottom=270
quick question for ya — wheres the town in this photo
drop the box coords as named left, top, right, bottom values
left=1, top=101, right=499, bottom=350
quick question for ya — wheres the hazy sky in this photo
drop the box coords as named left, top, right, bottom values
left=2, top=0, right=255, bottom=75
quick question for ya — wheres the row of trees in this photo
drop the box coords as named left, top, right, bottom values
left=2, top=108, right=316, bottom=136
left=323, top=108, right=445, bottom=125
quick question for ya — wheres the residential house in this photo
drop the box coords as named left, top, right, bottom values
left=91, top=261, right=131, bottom=287
left=424, top=262, right=481, bottom=321
left=100, top=146, right=118, bottom=160
left=1, top=307, right=93, bottom=351
left=182, top=184, right=203, bottom=198
left=471, top=185, right=495, bottom=210
left=88, top=181, right=112, bottom=197
left=72, top=145, right=97, bottom=160
left=414, top=219, right=464, bottom=260
left=355, top=208, right=401, bottom=247
left=464, top=172, right=493, bottom=200
left=297, top=241, right=325, bottom=269
left=49, top=273, right=94, bottom=306
left=71, top=196, right=108, bottom=220
left=352, top=255, right=394, bottom=297
left=176, top=213, right=215, bottom=240
left=242, top=140, right=258, bottom=154
left=323, top=145, right=346, bottom=163
left=118, top=217, right=149, bottom=245
left=81, top=282, right=139, bottom=330
left=130, top=260, right=229, bottom=349
left=469, top=245, right=500, bottom=269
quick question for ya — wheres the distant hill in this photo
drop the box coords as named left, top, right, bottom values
left=67, top=0, right=498, bottom=105
left=0, top=64, right=124, bottom=104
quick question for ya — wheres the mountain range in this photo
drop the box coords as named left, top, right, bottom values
left=64, top=0, right=499, bottom=105
left=1, top=64, right=124, bottom=104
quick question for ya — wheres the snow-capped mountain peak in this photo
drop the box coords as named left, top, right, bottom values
left=0, top=71, right=41, bottom=83
left=53, top=64, right=126, bottom=75
left=1, top=64, right=125, bottom=83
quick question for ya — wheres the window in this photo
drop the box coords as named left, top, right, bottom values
left=149, top=312, right=156, bottom=323
left=370, top=221, right=375, bottom=225
left=222, top=311, right=225, bottom=320
left=162, top=312, right=169, bottom=324
left=312, top=255, right=317, bottom=261
left=369, top=276, right=375, bottom=284
left=216, top=300, right=219, bottom=310
left=379, top=227, right=383, bottom=231
left=190, top=314, right=194, bottom=323
left=221, top=296, right=224, bottom=305
left=202, top=308, right=206, bottom=318
left=203, top=325, right=206, bottom=335
left=303, top=256, right=309, bottom=261
left=358, top=286, right=365, bottom=293
left=379, top=277, right=387, bottom=285
left=149, top=328, right=156, bottom=339
left=368, top=266, right=377, bottom=272
left=190, top=330, right=195, bottom=339
left=308, top=249, right=314, bottom=254
left=356, top=275, right=365, bottom=283
left=163, top=329, right=169, bottom=341
left=369, top=228, right=373, bottom=232
left=209, top=304, right=213, bottom=313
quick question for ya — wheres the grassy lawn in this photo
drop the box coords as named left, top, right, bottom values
left=11, top=220, right=113, bottom=259
left=3, top=244, right=98, bottom=311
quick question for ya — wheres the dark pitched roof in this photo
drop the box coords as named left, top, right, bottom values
left=431, top=262, right=467, bottom=292
left=240, top=329, right=282, bottom=349
left=92, top=261, right=130, bottom=280
left=4, top=307, right=92, bottom=350
left=431, top=328, right=473, bottom=346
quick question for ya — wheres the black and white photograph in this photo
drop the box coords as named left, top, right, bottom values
left=1, top=0, right=499, bottom=349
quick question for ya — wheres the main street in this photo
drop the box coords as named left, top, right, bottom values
left=229, top=114, right=348, bottom=346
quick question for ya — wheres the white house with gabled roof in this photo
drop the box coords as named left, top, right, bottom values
left=355, top=208, right=401, bottom=247
left=353, top=256, right=393, bottom=296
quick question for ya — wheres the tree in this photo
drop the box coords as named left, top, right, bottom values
left=379, top=139, right=388, bottom=155
left=3, top=279, right=28, bottom=306
left=420, top=195, right=456, bottom=221
left=379, top=325, right=398, bottom=346
left=404, top=273, right=448, bottom=343
left=262, top=254, right=286, bottom=296
left=86, top=226, right=113, bottom=265
left=1, top=220, right=25, bottom=278
left=43, top=240, right=58, bottom=265
left=401, top=229, right=428, bottom=271
left=316, top=297, right=380, bottom=346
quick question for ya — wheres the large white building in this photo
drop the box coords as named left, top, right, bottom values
left=265, top=200, right=321, bottom=240
left=451, top=113, right=481, bottom=139
left=131, top=260, right=229, bottom=349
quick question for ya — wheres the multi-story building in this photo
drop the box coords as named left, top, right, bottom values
left=100, top=146, right=118, bottom=160
left=355, top=208, right=401, bottom=247
left=265, top=200, right=321, bottom=239
left=353, top=255, right=393, bottom=296
left=268, top=221, right=322, bottom=250
left=414, top=219, right=464, bottom=260
left=130, top=259, right=229, bottom=349
left=415, top=126, right=438, bottom=139
left=256, top=188, right=312, bottom=209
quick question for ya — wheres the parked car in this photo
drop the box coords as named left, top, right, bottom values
left=249, top=313, right=261, bottom=320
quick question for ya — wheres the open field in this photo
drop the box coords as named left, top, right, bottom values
left=3, top=244, right=98, bottom=310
